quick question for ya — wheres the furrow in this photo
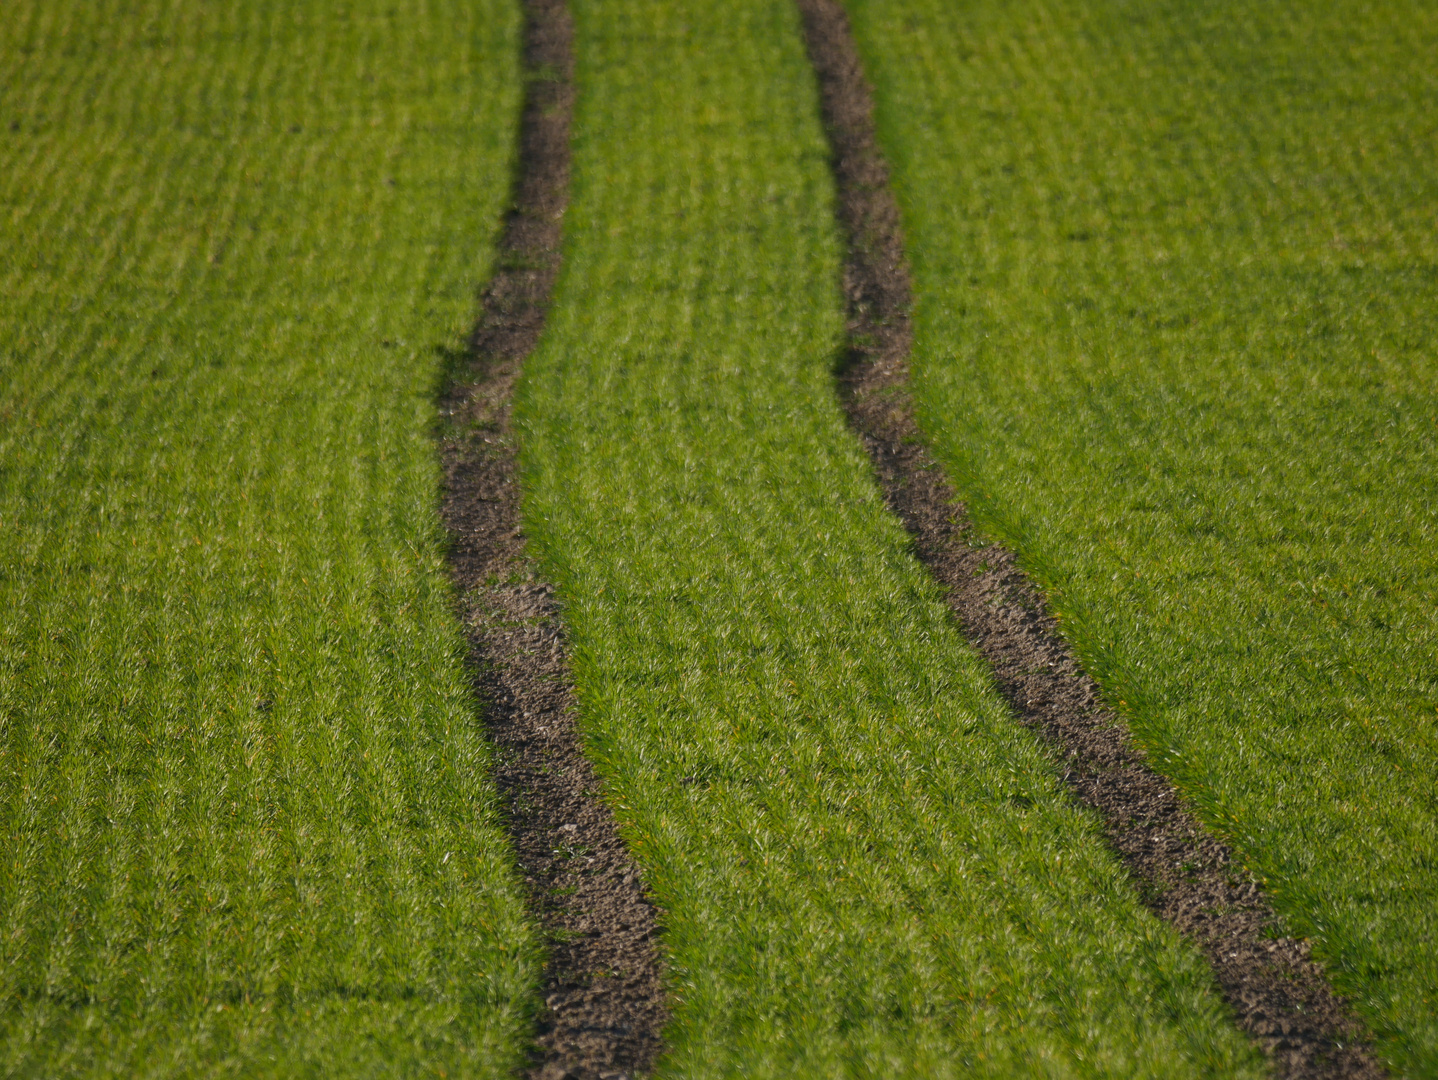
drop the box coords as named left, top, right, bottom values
left=793, top=2, right=1386, bottom=1077
left=437, top=2, right=668, bottom=1077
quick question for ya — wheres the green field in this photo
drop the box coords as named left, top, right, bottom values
left=0, top=1, right=539, bottom=1074
left=509, top=0, right=1268, bottom=1074
left=843, top=0, right=1438, bottom=1071
left=7, top=0, right=1435, bottom=1073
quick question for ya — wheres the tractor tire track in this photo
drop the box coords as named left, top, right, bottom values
left=438, top=2, right=668, bottom=1076
left=794, top=1, right=1385, bottom=1076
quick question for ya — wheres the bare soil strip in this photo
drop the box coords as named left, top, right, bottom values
left=794, top=2, right=1385, bottom=1076
left=438, top=2, right=668, bottom=1076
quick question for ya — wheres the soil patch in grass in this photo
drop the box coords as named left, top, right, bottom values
left=439, top=1, right=668, bottom=1076
left=795, top=1, right=1383, bottom=1076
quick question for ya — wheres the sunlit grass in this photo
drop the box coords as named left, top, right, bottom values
left=0, top=2, right=539, bottom=1074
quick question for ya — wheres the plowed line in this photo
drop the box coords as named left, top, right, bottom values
left=438, top=2, right=668, bottom=1076
left=794, top=1, right=1384, bottom=1076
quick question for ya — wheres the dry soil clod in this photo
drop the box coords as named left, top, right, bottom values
left=438, top=1, right=668, bottom=1076
left=794, top=0, right=1386, bottom=1076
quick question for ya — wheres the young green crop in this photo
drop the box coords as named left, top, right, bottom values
left=513, top=0, right=1264, bottom=1074
left=843, top=0, right=1438, bottom=1070
left=0, top=2, right=538, bottom=1074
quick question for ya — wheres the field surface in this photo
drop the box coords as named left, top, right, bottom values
left=844, top=0, right=1438, bottom=1071
left=0, top=1, right=539, bottom=1074
left=513, top=0, right=1267, bottom=1074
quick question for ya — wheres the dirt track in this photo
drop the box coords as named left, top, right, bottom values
left=437, top=1, right=668, bottom=1076
left=794, top=0, right=1385, bottom=1076
left=437, top=0, right=1389, bottom=1073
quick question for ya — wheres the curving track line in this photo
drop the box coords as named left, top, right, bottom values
left=794, top=1, right=1386, bottom=1076
left=438, top=2, right=668, bottom=1076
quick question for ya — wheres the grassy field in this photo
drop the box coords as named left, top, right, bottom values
left=511, top=0, right=1268, bottom=1074
left=0, top=2, right=540, bottom=1074
left=843, top=0, right=1438, bottom=1071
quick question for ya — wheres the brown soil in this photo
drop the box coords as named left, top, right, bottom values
left=437, top=1, right=668, bottom=1077
left=795, top=1, right=1386, bottom=1076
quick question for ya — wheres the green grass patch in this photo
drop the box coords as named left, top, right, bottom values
left=0, top=1, right=539, bottom=1073
left=514, top=0, right=1266, bottom=1074
left=844, top=0, right=1438, bottom=1069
